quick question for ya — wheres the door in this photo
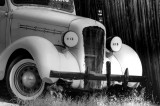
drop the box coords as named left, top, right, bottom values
left=0, top=0, right=8, bottom=53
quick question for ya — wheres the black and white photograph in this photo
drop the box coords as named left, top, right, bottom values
left=0, top=0, right=159, bottom=105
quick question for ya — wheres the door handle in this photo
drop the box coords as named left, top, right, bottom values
left=0, top=11, right=8, bottom=19
left=4, top=12, right=8, bottom=17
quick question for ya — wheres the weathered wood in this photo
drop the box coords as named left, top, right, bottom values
left=50, top=70, right=107, bottom=80
left=75, top=0, right=160, bottom=101
left=50, top=70, right=145, bottom=82
left=102, top=0, right=160, bottom=101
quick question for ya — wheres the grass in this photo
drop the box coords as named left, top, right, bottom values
left=16, top=88, right=156, bottom=106
left=18, top=95, right=154, bottom=106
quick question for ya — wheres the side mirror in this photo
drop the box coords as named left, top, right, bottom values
left=0, top=0, right=5, bottom=6
left=106, top=36, right=122, bottom=52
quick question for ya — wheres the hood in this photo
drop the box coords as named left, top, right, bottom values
left=12, top=7, right=82, bottom=27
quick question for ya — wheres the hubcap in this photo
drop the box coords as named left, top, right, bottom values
left=14, top=62, right=43, bottom=96
left=22, top=71, right=36, bottom=88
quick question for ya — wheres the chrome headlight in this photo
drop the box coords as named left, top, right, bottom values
left=63, top=31, right=79, bottom=47
left=106, top=36, right=122, bottom=52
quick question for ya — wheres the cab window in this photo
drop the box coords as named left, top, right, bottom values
left=13, top=0, right=74, bottom=13
left=0, top=0, right=5, bottom=6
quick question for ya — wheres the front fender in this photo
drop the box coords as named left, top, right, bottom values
left=0, top=36, right=60, bottom=82
left=113, top=44, right=142, bottom=87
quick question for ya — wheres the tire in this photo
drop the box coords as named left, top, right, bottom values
left=6, top=56, right=45, bottom=101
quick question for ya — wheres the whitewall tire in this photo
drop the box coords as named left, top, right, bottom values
left=6, top=58, right=45, bottom=101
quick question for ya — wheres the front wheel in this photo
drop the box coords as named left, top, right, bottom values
left=6, top=57, right=45, bottom=101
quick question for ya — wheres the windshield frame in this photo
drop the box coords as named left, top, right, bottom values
left=11, top=0, right=75, bottom=13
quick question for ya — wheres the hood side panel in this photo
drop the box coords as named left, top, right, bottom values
left=12, top=7, right=81, bottom=27
left=11, top=19, right=68, bottom=46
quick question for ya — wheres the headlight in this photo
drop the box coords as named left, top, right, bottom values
left=106, top=36, right=122, bottom=52
left=63, top=31, right=79, bottom=47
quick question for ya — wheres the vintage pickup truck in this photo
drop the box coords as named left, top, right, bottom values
left=0, top=0, right=144, bottom=101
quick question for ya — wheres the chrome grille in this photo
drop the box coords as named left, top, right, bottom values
left=83, top=26, right=104, bottom=89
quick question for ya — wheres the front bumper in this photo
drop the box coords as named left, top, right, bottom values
left=50, top=62, right=146, bottom=88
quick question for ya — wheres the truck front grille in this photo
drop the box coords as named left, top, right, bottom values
left=83, top=26, right=104, bottom=89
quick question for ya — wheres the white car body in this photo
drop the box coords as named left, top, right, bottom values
left=0, top=0, right=142, bottom=100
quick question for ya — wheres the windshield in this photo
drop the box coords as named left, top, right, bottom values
left=12, top=0, right=74, bottom=13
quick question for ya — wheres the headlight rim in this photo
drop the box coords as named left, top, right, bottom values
left=62, top=31, right=79, bottom=48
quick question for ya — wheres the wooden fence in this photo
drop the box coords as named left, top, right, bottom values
left=75, top=0, right=160, bottom=102
left=102, top=0, right=160, bottom=101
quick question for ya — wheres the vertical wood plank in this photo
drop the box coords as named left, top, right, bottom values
left=75, top=0, right=160, bottom=101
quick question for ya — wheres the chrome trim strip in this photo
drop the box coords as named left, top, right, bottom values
left=19, top=24, right=62, bottom=34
